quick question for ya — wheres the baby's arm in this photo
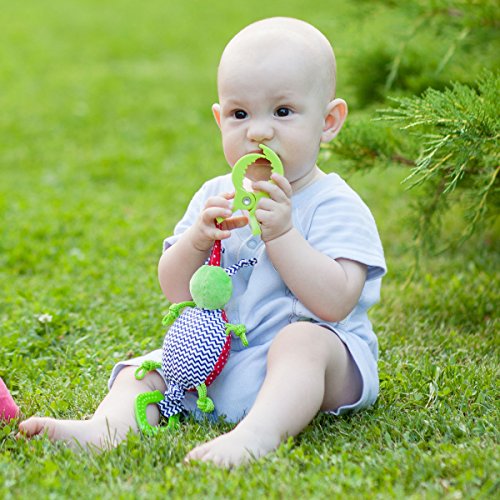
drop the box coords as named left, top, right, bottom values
left=158, top=193, right=248, bottom=303
left=267, top=232, right=366, bottom=322
left=255, top=174, right=366, bottom=323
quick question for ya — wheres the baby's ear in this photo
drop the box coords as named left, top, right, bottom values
left=321, top=98, right=347, bottom=143
left=212, top=103, right=222, bottom=129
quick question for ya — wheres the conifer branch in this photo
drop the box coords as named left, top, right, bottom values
left=380, top=71, right=499, bottom=251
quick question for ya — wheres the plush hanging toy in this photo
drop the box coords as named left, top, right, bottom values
left=134, top=238, right=257, bottom=434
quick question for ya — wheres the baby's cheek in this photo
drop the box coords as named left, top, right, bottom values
left=221, top=133, right=241, bottom=164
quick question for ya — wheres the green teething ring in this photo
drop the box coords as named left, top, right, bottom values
left=135, top=390, right=164, bottom=436
left=218, top=144, right=284, bottom=235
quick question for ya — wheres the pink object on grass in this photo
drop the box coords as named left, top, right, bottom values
left=0, top=377, right=19, bottom=421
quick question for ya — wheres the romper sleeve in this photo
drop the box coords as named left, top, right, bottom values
left=304, top=185, right=387, bottom=281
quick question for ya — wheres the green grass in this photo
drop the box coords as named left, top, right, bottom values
left=1, top=1, right=498, bottom=498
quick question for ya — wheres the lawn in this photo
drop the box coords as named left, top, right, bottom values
left=0, top=1, right=498, bottom=498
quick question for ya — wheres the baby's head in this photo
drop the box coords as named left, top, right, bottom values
left=213, top=18, right=347, bottom=187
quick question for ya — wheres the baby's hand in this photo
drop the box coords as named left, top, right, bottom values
left=191, top=193, right=248, bottom=251
left=253, top=173, right=293, bottom=242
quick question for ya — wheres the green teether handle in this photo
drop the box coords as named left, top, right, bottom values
left=217, top=144, right=284, bottom=235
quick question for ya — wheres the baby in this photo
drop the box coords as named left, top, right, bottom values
left=19, top=17, right=386, bottom=467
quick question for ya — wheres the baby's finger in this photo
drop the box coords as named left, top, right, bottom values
left=270, top=173, right=293, bottom=198
left=254, top=208, right=271, bottom=225
left=255, top=197, right=276, bottom=211
left=221, top=215, right=249, bottom=231
left=253, top=180, right=289, bottom=203
left=202, top=206, right=233, bottom=224
left=204, top=195, right=232, bottom=210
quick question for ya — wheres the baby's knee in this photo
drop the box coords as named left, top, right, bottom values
left=114, top=366, right=137, bottom=382
left=114, top=366, right=166, bottom=392
left=268, top=322, right=334, bottom=363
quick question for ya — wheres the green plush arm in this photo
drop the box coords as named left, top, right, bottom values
left=162, top=301, right=196, bottom=326
left=225, top=323, right=248, bottom=347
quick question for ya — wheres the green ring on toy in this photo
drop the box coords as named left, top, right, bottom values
left=217, top=144, right=284, bottom=235
left=135, top=390, right=164, bottom=436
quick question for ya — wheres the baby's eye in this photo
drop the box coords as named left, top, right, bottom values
left=275, top=107, right=292, bottom=117
left=233, top=110, right=248, bottom=119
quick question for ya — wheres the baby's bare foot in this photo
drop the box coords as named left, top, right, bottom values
left=17, top=416, right=130, bottom=450
left=185, top=426, right=280, bottom=468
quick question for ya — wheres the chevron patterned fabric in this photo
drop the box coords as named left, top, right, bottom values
left=158, top=382, right=184, bottom=418
left=159, top=307, right=228, bottom=418
left=225, top=258, right=258, bottom=277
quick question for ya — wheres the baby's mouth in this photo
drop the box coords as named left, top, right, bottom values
left=244, top=160, right=272, bottom=183
left=253, top=156, right=271, bottom=166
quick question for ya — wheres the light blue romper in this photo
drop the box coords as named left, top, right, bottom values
left=109, top=173, right=387, bottom=423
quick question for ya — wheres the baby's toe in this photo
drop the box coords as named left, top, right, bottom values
left=185, top=443, right=210, bottom=462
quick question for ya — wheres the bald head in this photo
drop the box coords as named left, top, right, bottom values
left=218, top=17, right=337, bottom=103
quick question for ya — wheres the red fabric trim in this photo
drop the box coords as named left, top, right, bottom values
left=205, top=334, right=231, bottom=387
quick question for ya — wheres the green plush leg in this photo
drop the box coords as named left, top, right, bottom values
left=167, top=413, right=180, bottom=430
left=134, top=390, right=164, bottom=436
left=196, top=383, right=215, bottom=413
left=225, top=323, right=248, bottom=347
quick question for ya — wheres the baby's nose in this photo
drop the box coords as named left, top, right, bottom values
left=246, top=119, right=274, bottom=142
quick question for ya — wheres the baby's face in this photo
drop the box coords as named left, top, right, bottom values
left=213, top=41, right=332, bottom=186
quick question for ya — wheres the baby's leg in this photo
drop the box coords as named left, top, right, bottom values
left=18, top=366, right=166, bottom=450
left=186, top=322, right=362, bottom=467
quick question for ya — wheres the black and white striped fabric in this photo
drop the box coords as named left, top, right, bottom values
left=158, top=307, right=227, bottom=418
